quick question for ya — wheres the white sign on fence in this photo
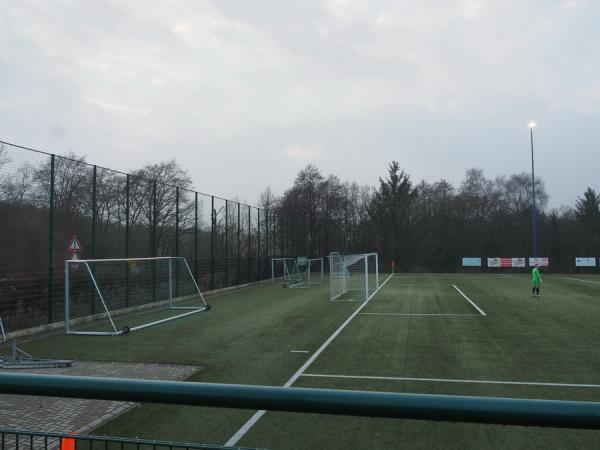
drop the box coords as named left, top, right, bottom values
left=512, top=258, right=526, bottom=268
left=575, top=257, right=596, bottom=267
left=529, top=257, right=549, bottom=267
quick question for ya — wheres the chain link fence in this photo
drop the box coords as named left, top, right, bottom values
left=0, top=141, right=290, bottom=332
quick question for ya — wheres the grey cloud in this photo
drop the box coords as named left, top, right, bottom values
left=1, top=0, right=598, bottom=209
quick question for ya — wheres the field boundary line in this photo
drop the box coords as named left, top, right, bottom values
left=225, top=273, right=395, bottom=447
left=301, top=373, right=600, bottom=389
left=564, top=277, right=600, bottom=285
left=464, top=276, right=528, bottom=280
left=451, top=284, right=486, bottom=316
left=357, top=312, right=480, bottom=317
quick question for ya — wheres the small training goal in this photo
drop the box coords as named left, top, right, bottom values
left=308, top=258, right=324, bottom=284
left=271, top=257, right=315, bottom=288
left=329, top=252, right=379, bottom=301
left=271, top=258, right=298, bottom=283
left=65, top=256, right=210, bottom=336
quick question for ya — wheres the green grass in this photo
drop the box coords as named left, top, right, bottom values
left=20, top=273, right=600, bottom=449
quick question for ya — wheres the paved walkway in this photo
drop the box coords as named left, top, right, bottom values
left=0, top=361, right=201, bottom=442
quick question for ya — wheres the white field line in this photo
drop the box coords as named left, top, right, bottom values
left=290, top=350, right=310, bottom=353
left=564, top=277, right=600, bottom=285
left=301, top=373, right=600, bottom=389
left=357, top=312, right=480, bottom=317
left=464, top=276, right=528, bottom=279
left=225, top=273, right=395, bottom=447
left=452, top=285, right=486, bottom=316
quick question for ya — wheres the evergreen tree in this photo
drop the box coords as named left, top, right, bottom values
left=368, top=161, right=416, bottom=269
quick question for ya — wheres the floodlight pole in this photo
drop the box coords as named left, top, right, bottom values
left=529, top=125, right=537, bottom=258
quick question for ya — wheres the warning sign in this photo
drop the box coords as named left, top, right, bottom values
left=69, top=252, right=80, bottom=260
left=68, top=235, right=82, bottom=252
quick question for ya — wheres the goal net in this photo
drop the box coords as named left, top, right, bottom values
left=308, top=258, right=324, bottom=284
left=271, top=258, right=297, bottom=282
left=65, top=257, right=210, bottom=336
left=287, top=257, right=309, bottom=288
left=330, top=252, right=379, bottom=301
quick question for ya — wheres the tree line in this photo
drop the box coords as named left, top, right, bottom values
left=2, top=140, right=598, bottom=274
left=268, top=162, right=600, bottom=272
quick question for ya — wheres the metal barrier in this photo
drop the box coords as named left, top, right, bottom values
left=2, top=373, right=600, bottom=429
left=0, top=428, right=262, bottom=450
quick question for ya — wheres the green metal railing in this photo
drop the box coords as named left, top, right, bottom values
left=2, top=373, right=600, bottom=429
left=0, top=428, right=262, bottom=450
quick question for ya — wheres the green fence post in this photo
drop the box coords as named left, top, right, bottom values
left=194, top=192, right=198, bottom=283
left=175, top=187, right=179, bottom=256
left=247, top=205, right=251, bottom=282
left=90, top=165, right=97, bottom=315
left=152, top=180, right=157, bottom=302
left=125, top=174, right=130, bottom=308
left=47, top=154, right=55, bottom=323
left=257, top=209, right=261, bottom=280
left=280, top=215, right=284, bottom=258
left=273, top=212, right=276, bottom=258
left=210, top=196, right=215, bottom=291
left=265, top=209, right=269, bottom=261
left=225, top=200, right=228, bottom=287
left=265, top=210, right=270, bottom=279
left=175, top=186, right=180, bottom=297
left=237, top=202, right=241, bottom=284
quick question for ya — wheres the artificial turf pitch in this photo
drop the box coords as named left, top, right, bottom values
left=19, top=273, right=600, bottom=449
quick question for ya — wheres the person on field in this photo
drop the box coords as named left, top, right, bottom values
left=531, top=264, right=542, bottom=297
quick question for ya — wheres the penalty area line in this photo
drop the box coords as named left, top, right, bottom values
left=357, top=312, right=480, bottom=317
left=225, top=272, right=395, bottom=447
left=452, top=284, right=486, bottom=316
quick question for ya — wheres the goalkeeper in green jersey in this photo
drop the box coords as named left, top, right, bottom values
left=531, top=264, right=542, bottom=297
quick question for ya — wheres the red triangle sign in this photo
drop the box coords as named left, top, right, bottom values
left=68, top=235, right=82, bottom=252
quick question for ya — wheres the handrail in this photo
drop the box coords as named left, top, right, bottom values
left=1, top=373, right=600, bottom=429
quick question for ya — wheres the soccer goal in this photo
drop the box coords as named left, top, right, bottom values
left=271, top=258, right=298, bottom=282
left=65, top=257, right=210, bottom=336
left=330, top=252, right=379, bottom=302
left=308, top=258, right=324, bottom=284
left=287, top=257, right=310, bottom=288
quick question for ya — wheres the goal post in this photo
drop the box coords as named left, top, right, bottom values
left=308, top=258, right=324, bottom=284
left=329, top=252, right=379, bottom=302
left=65, top=256, right=210, bottom=336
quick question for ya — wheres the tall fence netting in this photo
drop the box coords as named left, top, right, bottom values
left=0, top=141, right=285, bottom=332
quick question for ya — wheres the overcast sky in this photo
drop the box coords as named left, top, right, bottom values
left=1, top=0, right=598, bottom=209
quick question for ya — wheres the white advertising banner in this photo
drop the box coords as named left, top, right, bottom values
left=512, top=258, right=526, bottom=268
left=528, top=257, right=549, bottom=267
left=487, top=258, right=501, bottom=268
left=488, top=257, right=526, bottom=268
left=575, top=257, right=597, bottom=267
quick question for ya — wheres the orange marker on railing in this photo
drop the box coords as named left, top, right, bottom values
left=60, top=433, right=76, bottom=450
